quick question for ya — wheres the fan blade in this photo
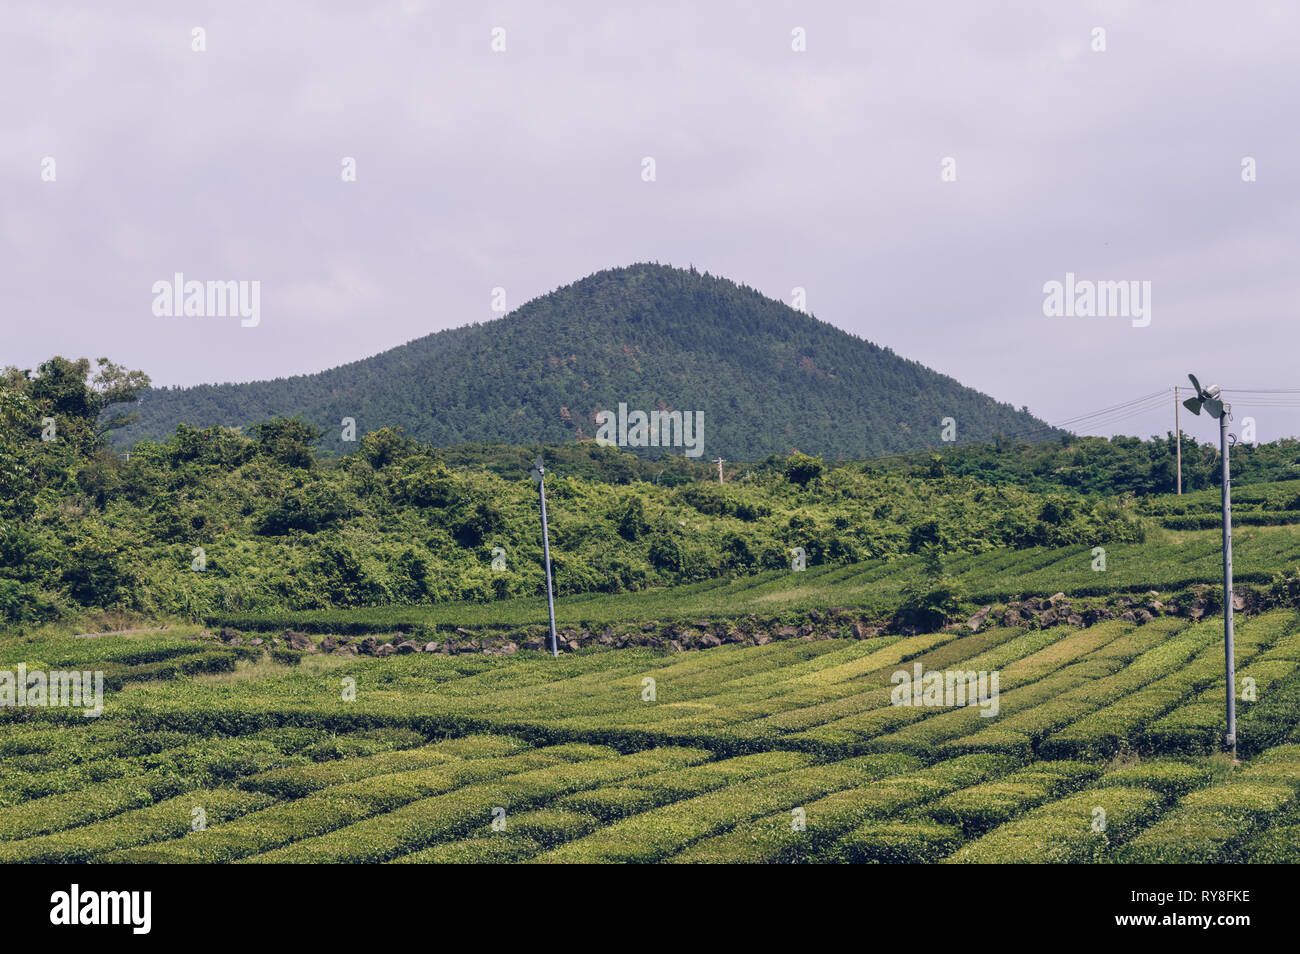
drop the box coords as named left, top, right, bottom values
left=1188, top=373, right=1203, bottom=397
left=1183, top=397, right=1203, bottom=416
left=1204, top=397, right=1224, bottom=418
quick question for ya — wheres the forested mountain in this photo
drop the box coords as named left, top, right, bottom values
left=113, top=263, right=1056, bottom=460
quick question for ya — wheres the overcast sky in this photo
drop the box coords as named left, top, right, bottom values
left=3, top=1, right=1298, bottom=442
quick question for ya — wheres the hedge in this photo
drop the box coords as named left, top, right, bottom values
left=103, top=744, right=606, bottom=863
left=0, top=788, right=276, bottom=863
left=388, top=834, right=544, bottom=864
left=1092, top=759, right=1220, bottom=798
left=947, top=787, right=1165, bottom=863
left=556, top=751, right=810, bottom=821
left=924, top=761, right=1102, bottom=835
left=1113, top=781, right=1295, bottom=863
left=538, top=754, right=922, bottom=864
left=0, top=734, right=310, bottom=839
left=670, top=754, right=1011, bottom=864
left=837, top=821, right=965, bottom=863
left=242, top=745, right=710, bottom=863
left=240, top=734, right=529, bottom=799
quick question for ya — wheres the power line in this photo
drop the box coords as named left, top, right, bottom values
left=1049, top=389, right=1168, bottom=429
left=845, top=388, right=1192, bottom=471
left=802, top=383, right=1300, bottom=472
left=1221, top=388, right=1300, bottom=394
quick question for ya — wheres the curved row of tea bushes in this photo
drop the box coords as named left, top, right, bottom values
left=556, top=751, right=816, bottom=822
left=836, top=821, right=966, bottom=863
left=923, top=761, right=1103, bottom=835
left=237, top=733, right=530, bottom=799
left=870, top=624, right=1143, bottom=756
left=535, top=753, right=927, bottom=864
left=668, top=754, right=1016, bottom=863
left=103, top=743, right=607, bottom=863
left=1142, top=615, right=1300, bottom=754
left=0, top=730, right=322, bottom=839
left=1114, top=745, right=1300, bottom=863
left=243, top=745, right=713, bottom=863
left=0, top=788, right=277, bottom=863
left=940, top=620, right=1201, bottom=757
left=1037, top=613, right=1291, bottom=760
left=946, top=786, right=1166, bottom=863
left=788, top=627, right=1086, bottom=750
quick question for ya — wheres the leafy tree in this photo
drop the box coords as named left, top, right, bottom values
left=895, top=574, right=968, bottom=632
left=253, top=417, right=323, bottom=469
left=256, top=484, right=348, bottom=535
left=22, top=357, right=149, bottom=439
left=361, top=427, right=413, bottom=468
left=648, top=535, right=684, bottom=572
left=450, top=497, right=504, bottom=548
left=92, top=358, right=152, bottom=435
left=616, top=496, right=650, bottom=540
left=168, top=424, right=255, bottom=467
left=909, top=519, right=944, bottom=552
left=392, top=548, right=432, bottom=602
left=784, top=453, right=824, bottom=486
left=62, top=528, right=136, bottom=606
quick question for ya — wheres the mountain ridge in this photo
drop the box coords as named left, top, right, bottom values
left=114, top=263, right=1058, bottom=459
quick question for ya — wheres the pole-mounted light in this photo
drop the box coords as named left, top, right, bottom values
left=1183, top=373, right=1237, bottom=760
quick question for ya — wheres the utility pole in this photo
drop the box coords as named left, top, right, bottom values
left=1221, top=404, right=1236, bottom=760
left=712, top=457, right=725, bottom=484
left=1183, top=375, right=1236, bottom=760
left=529, top=454, right=560, bottom=658
left=1174, top=386, right=1182, bottom=495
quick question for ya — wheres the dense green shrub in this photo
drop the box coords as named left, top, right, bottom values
left=838, top=821, right=964, bottom=863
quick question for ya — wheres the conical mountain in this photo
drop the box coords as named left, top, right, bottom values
left=117, top=263, right=1053, bottom=459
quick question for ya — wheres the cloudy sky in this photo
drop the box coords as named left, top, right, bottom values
left=4, top=1, right=1299, bottom=441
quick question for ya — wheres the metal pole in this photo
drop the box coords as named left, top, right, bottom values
left=537, top=468, right=560, bottom=658
left=1221, top=407, right=1236, bottom=759
left=1175, top=387, right=1182, bottom=495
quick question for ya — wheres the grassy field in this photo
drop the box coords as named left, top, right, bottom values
left=2, top=600, right=1299, bottom=863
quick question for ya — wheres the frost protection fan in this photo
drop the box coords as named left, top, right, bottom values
left=1182, top=374, right=1224, bottom=419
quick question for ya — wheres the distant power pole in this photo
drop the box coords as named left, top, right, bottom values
left=529, top=454, right=560, bottom=658
left=712, top=457, right=725, bottom=484
left=1175, top=387, right=1182, bottom=495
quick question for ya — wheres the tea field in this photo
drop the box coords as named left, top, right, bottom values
left=3, top=599, right=1299, bottom=863
left=210, top=522, right=1300, bottom=634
